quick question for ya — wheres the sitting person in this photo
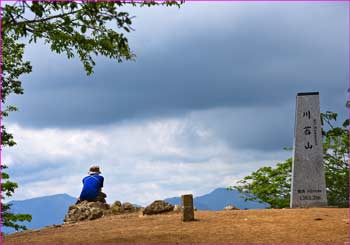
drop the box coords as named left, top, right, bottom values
left=77, top=165, right=107, bottom=204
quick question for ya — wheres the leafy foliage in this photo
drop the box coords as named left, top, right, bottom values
left=230, top=112, right=349, bottom=208
left=321, top=111, right=349, bottom=207
left=1, top=0, right=181, bottom=231
left=1, top=30, right=33, bottom=233
left=1, top=166, right=32, bottom=231
left=231, top=158, right=292, bottom=209
left=3, top=1, right=180, bottom=75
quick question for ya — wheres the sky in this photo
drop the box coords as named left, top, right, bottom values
left=3, top=2, right=349, bottom=206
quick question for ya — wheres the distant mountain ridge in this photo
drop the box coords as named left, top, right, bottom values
left=164, top=188, right=270, bottom=210
left=2, top=194, right=77, bottom=234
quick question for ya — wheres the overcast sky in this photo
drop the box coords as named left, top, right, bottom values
left=3, top=2, right=348, bottom=205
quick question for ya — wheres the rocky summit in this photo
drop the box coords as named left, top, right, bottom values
left=64, top=200, right=141, bottom=223
left=143, top=200, right=174, bottom=215
left=4, top=208, right=346, bottom=244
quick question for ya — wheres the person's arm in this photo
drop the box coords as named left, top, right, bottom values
left=99, top=176, right=104, bottom=192
left=99, top=176, right=104, bottom=193
left=78, top=177, right=86, bottom=201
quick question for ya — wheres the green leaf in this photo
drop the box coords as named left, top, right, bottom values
left=81, top=25, right=87, bottom=33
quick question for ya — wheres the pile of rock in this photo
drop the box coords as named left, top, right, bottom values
left=64, top=200, right=141, bottom=223
left=223, top=205, right=240, bottom=210
left=142, top=200, right=174, bottom=215
left=64, top=201, right=110, bottom=223
left=110, top=201, right=140, bottom=214
left=64, top=199, right=176, bottom=223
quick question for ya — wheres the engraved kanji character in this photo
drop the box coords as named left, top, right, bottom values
left=304, top=142, right=313, bottom=149
left=303, top=110, right=311, bottom=119
left=303, top=126, right=311, bottom=135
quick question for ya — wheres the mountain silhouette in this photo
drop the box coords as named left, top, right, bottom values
left=2, top=194, right=76, bottom=234
left=164, top=188, right=270, bottom=210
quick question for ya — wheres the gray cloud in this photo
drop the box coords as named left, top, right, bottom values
left=5, top=3, right=348, bottom=202
left=5, top=3, right=348, bottom=151
left=4, top=120, right=291, bottom=204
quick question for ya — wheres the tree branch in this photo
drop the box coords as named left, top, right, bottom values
left=11, top=9, right=81, bottom=26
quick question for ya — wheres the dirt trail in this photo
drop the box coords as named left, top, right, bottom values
left=3, top=208, right=348, bottom=244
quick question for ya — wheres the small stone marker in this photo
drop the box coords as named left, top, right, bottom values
left=181, top=194, right=194, bottom=221
left=290, top=92, right=328, bottom=208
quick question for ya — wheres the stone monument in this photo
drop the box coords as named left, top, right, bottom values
left=181, top=194, right=194, bottom=221
left=290, top=92, right=327, bottom=208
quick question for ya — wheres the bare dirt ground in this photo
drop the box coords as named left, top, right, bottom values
left=3, top=208, right=349, bottom=244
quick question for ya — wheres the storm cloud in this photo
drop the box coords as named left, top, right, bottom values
left=7, top=2, right=348, bottom=128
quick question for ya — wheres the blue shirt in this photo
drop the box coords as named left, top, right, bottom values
left=79, top=174, right=104, bottom=201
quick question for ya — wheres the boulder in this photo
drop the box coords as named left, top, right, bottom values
left=122, top=202, right=136, bottom=212
left=111, top=200, right=122, bottom=208
left=109, top=200, right=140, bottom=214
left=223, top=205, right=240, bottom=210
left=110, top=201, right=122, bottom=213
left=64, top=201, right=108, bottom=223
left=143, top=200, right=174, bottom=215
